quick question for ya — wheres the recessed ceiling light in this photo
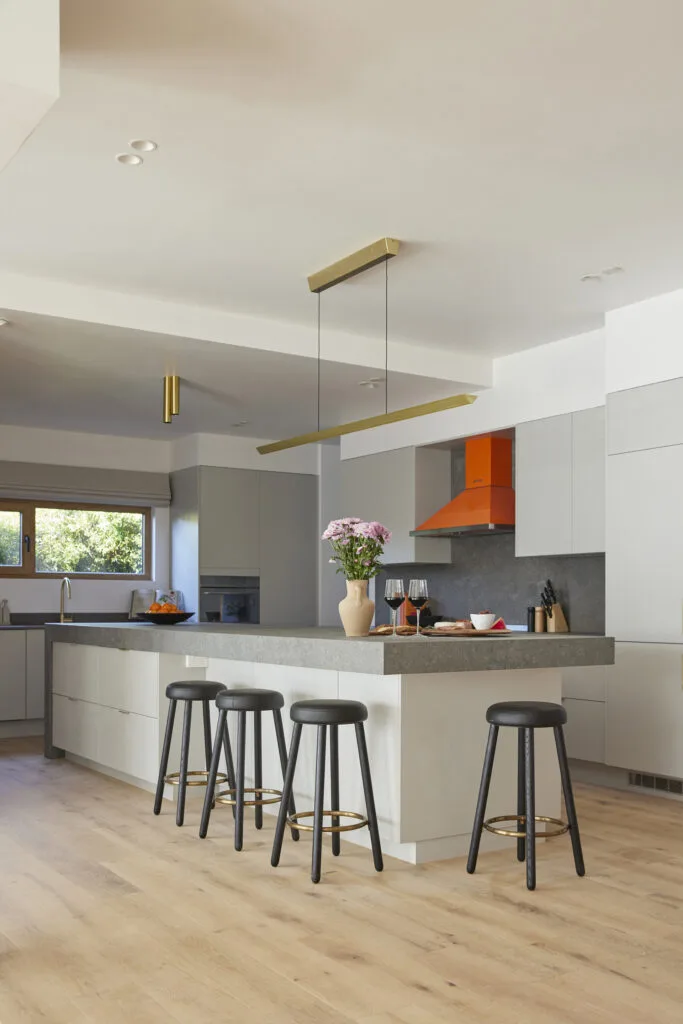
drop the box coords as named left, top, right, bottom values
left=231, top=420, right=250, bottom=428
left=116, top=153, right=143, bottom=166
left=601, top=265, right=624, bottom=276
left=579, top=273, right=602, bottom=283
left=359, top=377, right=385, bottom=389
left=129, top=139, right=157, bottom=152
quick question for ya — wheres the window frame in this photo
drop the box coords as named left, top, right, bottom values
left=0, top=499, right=152, bottom=580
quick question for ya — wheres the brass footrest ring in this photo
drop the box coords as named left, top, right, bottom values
left=483, top=814, right=569, bottom=839
left=286, top=810, right=368, bottom=834
left=216, top=787, right=283, bottom=807
left=164, top=770, right=228, bottom=788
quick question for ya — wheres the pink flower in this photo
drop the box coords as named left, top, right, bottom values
left=352, top=520, right=391, bottom=544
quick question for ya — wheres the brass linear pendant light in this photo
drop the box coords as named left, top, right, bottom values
left=256, top=238, right=476, bottom=454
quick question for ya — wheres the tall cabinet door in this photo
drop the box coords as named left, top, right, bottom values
left=515, top=414, right=573, bottom=556
left=199, top=467, right=260, bottom=574
left=606, top=445, right=683, bottom=642
left=259, top=472, right=318, bottom=627
left=25, top=631, right=45, bottom=719
left=572, top=406, right=605, bottom=553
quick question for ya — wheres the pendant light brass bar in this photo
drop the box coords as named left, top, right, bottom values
left=171, top=375, right=180, bottom=416
left=308, top=238, right=400, bottom=293
left=162, top=376, right=173, bottom=424
left=257, top=393, right=477, bottom=455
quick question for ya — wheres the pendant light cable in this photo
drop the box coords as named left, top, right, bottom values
left=317, top=292, right=321, bottom=432
left=385, top=257, right=389, bottom=416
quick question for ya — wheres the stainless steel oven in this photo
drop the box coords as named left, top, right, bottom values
left=199, top=576, right=260, bottom=624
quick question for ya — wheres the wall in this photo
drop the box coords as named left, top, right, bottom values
left=318, top=442, right=347, bottom=626
left=340, top=328, right=606, bottom=460
left=0, top=425, right=171, bottom=614
left=171, top=432, right=319, bottom=475
left=376, top=536, right=605, bottom=634
left=606, top=287, right=683, bottom=393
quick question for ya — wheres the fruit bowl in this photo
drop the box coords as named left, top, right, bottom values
left=135, top=612, right=194, bottom=625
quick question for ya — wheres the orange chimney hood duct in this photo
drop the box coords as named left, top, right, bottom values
left=411, top=435, right=515, bottom=537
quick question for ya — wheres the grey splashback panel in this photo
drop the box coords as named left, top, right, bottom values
left=379, top=533, right=605, bottom=634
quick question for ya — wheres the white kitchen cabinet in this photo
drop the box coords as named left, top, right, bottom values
left=563, top=698, right=605, bottom=762
left=0, top=631, right=28, bottom=720
left=607, top=377, right=683, bottom=455
left=562, top=665, right=605, bottom=701
left=259, top=471, right=318, bottom=627
left=606, top=445, right=683, bottom=643
left=339, top=447, right=452, bottom=564
left=605, top=642, right=683, bottom=777
left=52, top=642, right=101, bottom=702
left=516, top=415, right=573, bottom=556
left=52, top=694, right=100, bottom=763
left=199, top=467, right=260, bottom=575
left=97, top=648, right=159, bottom=717
left=516, top=408, right=605, bottom=557
left=98, top=705, right=159, bottom=783
left=572, top=406, right=605, bottom=554
left=25, top=631, right=45, bottom=719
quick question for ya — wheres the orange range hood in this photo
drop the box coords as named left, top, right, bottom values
left=411, top=435, right=515, bottom=537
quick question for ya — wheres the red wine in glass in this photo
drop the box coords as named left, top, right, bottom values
left=384, top=579, right=405, bottom=637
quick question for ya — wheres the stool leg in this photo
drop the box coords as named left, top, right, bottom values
left=202, top=700, right=213, bottom=770
left=271, top=723, right=302, bottom=867
left=177, top=700, right=192, bottom=827
left=524, top=727, right=536, bottom=891
left=199, top=708, right=227, bottom=839
left=355, top=722, right=383, bottom=873
left=312, top=724, right=327, bottom=883
left=517, top=727, right=526, bottom=862
left=554, top=725, right=586, bottom=878
left=154, top=698, right=176, bottom=815
left=330, top=724, right=341, bottom=856
left=273, top=709, right=299, bottom=841
left=254, top=710, right=263, bottom=830
left=234, top=710, right=247, bottom=851
left=466, top=724, right=499, bottom=874
left=222, top=713, right=236, bottom=820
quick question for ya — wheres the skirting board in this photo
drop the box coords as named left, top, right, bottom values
left=570, top=758, right=683, bottom=805
left=0, top=719, right=44, bottom=739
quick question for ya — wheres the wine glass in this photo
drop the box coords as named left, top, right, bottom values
left=408, top=579, right=429, bottom=637
left=384, top=579, right=405, bottom=637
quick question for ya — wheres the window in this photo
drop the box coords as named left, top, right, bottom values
left=0, top=501, right=151, bottom=579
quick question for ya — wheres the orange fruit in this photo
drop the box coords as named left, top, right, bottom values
left=149, top=602, right=162, bottom=612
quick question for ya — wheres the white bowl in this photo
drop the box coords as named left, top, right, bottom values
left=470, top=612, right=496, bottom=631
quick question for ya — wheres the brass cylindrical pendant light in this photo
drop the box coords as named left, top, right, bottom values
left=163, top=376, right=173, bottom=424
left=171, top=375, right=180, bottom=416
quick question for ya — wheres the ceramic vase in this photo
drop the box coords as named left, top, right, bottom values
left=338, top=579, right=375, bottom=637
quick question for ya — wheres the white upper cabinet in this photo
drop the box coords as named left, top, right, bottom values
left=607, top=377, right=683, bottom=455
left=606, top=444, right=683, bottom=643
left=199, top=467, right=260, bottom=575
left=515, top=408, right=605, bottom=557
left=339, top=447, right=452, bottom=564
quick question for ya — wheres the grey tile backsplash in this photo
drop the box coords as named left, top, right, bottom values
left=377, top=534, right=605, bottom=633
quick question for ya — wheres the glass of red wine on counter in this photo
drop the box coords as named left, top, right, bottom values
left=384, top=579, right=405, bottom=637
left=408, top=579, right=429, bottom=637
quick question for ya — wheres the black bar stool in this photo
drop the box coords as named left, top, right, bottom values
left=271, top=699, right=383, bottom=884
left=154, top=681, right=230, bottom=827
left=467, top=700, right=585, bottom=891
left=199, top=688, right=299, bottom=851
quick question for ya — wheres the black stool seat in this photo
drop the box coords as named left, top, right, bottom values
left=216, top=688, right=285, bottom=712
left=166, top=680, right=226, bottom=701
left=486, top=701, right=567, bottom=728
left=291, top=699, right=368, bottom=726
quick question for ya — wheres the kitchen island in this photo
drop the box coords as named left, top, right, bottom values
left=45, top=623, right=613, bottom=863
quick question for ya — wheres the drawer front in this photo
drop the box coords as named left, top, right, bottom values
left=563, top=699, right=605, bottom=763
left=97, top=648, right=159, bottom=717
left=98, top=704, right=159, bottom=783
left=52, top=643, right=100, bottom=703
left=562, top=666, right=605, bottom=701
left=52, top=694, right=100, bottom=762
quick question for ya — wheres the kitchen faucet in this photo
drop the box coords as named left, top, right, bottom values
left=60, top=577, right=72, bottom=623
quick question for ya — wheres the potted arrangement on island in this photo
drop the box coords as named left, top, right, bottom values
left=322, top=518, right=392, bottom=637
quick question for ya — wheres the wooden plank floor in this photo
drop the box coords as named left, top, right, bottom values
left=1, top=738, right=683, bottom=1023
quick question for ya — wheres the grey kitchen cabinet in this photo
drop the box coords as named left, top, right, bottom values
left=259, top=472, right=318, bottom=626
left=339, top=447, right=452, bottom=564
left=606, top=444, right=683, bottom=643
left=563, top=698, right=605, bottom=763
left=605, top=642, right=683, bottom=777
left=515, top=414, right=573, bottom=556
left=515, top=408, right=605, bottom=557
left=0, top=631, right=28, bottom=720
left=199, top=467, right=260, bottom=575
left=25, top=630, right=45, bottom=719
left=607, top=377, right=683, bottom=455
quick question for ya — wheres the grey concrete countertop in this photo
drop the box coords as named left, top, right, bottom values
left=45, top=622, right=614, bottom=676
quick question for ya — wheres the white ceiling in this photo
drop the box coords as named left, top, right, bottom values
left=0, top=0, right=681, bottom=361
left=0, top=311, right=461, bottom=439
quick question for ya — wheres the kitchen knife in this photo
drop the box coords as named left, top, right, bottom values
left=546, top=579, right=557, bottom=605
left=541, top=588, right=553, bottom=618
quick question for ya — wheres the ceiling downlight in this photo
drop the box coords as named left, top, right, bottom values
left=116, top=153, right=143, bottom=166
left=130, top=139, right=158, bottom=152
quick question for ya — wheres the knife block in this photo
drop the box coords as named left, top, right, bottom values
left=546, top=603, right=568, bottom=633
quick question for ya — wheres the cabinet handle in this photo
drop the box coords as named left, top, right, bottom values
left=67, top=697, right=78, bottom=702
left=118, top=709, right=130, bottom=715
